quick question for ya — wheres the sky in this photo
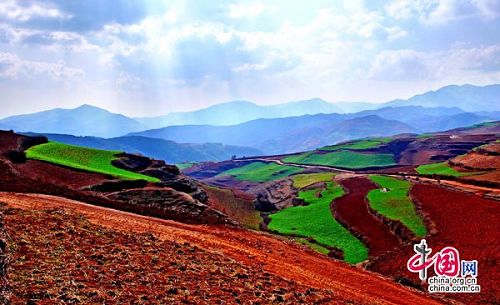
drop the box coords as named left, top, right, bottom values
left=0, top=0, right=499, bottom=117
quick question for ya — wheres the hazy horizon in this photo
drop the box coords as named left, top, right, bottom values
left=2, top=82, right=497, bottom=119
left=1, top=0, right=500, bottom=117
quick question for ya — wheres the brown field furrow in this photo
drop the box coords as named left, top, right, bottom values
left=0, top=192, right=445, bottom=305
left=368, top=184, right=500, bottom=305
left=334, top=177, right=401, bottom=257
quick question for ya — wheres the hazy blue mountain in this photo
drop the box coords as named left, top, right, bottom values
left=425, top=113, right=494, bottom=131
left=135, top=98, right=344, bottom=128
left=0, top=105, right=146, bottom=138
left=130, top=114, right=416, bottom=154
left=2, top=83, right=498, bottom=141
left=23, top=133, right=263, bottom=163
left=384, top=84, right=500, bottom=112
left=346, top=105, right=496, bottom=132
left=334, top=101, right=382, bottom=113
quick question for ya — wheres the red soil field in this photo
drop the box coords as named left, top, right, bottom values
left=3, top=207, right=335, bottom=304
left=204, top=185, right=262, bottom=229
left=16, top=160, right=108, bottom=189
left=0, top=192, right=446, bottom=305
left=334, top=177, right=401, bottom=258
left=0, top=131, right=21, bottom=151
left=452, top=153, right=500, bottom=170
left=368, top=184, right=500, bottom=305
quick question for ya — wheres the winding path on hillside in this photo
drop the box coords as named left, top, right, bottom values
left=234, top=157, right=500, bottom=199
left=0, top=192, right=446, bottom=305
left=333, top=177, right=401, bottom=257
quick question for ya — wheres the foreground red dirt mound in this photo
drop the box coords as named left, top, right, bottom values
left=368, top=184, right=500, bottom=305
left=334, top=177, right=400, bottom=258
left=0, top=131, right=232, bottom=226
left=0, top=192, right=445, bottom=305
left=3, top=207, right=336, bottom=304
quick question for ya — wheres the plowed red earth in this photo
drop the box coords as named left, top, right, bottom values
left=16, top=160, right=108, bottom=189
left=335, top=177, right=400, bottom=257
left=0, top=192, right=445, bottom=305
left=368, top=184, right=500, bottom=305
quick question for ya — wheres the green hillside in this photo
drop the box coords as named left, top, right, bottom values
left=320, top=138, right=392, bottom=151
left=283, top=151, right=395, bottom=169
left=268, top=181, right=368, bottom=264
left=416, top=162, right=478, bottom=177
left=367, top=175, right=426, bottom=237
left=217, top=161, right=303, bottom=182
left=26, top=142, right=159, bottom=182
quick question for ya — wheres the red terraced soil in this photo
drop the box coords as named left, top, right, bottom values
left=16, top=160, right=109, bottom=189
left=368, top=184, right=500, bottom=305
left=334, top=177, right=400, bottom=257
left=0, top=130, right=20, bottom=151
left=0, top=192, right=445, bottom=305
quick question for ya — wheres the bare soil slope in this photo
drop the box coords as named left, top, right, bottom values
left=0, top=192, right=445, bottom=305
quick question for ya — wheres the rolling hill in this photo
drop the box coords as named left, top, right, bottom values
left=135, top=98, right=345, bottom=128
left=0, top=104, right=145, bottom=138
left=384, top=84, right=500, bottom=112
left=131, top=102, right=500, bottom=154
left=347, top=106, right=499, bottom=132
left=24, top=133, right=263, bottom=163
left=130, top=114, right=417, bottom=154
left=1, top=84, right=499, bottom=140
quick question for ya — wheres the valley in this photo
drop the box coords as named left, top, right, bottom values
left=0, top=100, right=498, bottom=304
left=2, top=2, right=500, bottom=303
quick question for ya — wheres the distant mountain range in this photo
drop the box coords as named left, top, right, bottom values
left=129, top=105, right=500, bottom=154
left=0, top=104, right=145, bottom=138
left=385, top=84, right=500, bottom=112
left=24, top=133, right=263, bottom=163
left=1, top=84, right=499, bottom=155
left=129, top=114, right=417, bottom=154
left=136, top=98, right=345, bottom=128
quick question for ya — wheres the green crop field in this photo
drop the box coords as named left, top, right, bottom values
left=416, top=133, right=433, bottom=139
left=320, top=138, right=392, bottom=151
left=26, top=142, right=159, bottom=182
left=176, top=162, right=196, bottom=170
left=217, top=161, right=303, bottom=182
left=416, top=162, right=478, bottom=177
left=283, top=151, right=395, bottom=169
left=291, top=172, right=335, bottom=188
left=367, top=175, right=426, bottom=237
left=268, top=181, right=368, bottom=264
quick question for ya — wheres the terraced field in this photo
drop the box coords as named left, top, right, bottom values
left=268, top=180, right=368, bottom=264
left=320, top=138, right=392, bottom=151
left=283, top=151, right=395, bottom=169
left=369, top=184, right=500, bottom=305
left=334, top=177, right=400, bottom=257
left=367, top=175, right=427, bottom=237
left=217, top=161, right=303, bottom=182
left=26, top=142, right=159, bottom=182
left=291, top=172, right=336, bottom=188
left=416, top=162, right=479, bottom=177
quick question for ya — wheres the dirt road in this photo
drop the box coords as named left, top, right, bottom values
left=0, top=192, right=447, bottom=305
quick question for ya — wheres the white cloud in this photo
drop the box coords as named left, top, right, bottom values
left=0, top=52, right=84, bottom=80
left=0, top=0, right=71, bottom=22
left=369, top=44, right=500, bottom=83
left=227, top=2, right=267, bottom=19
left=385, top=0, right=500, bottom=25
